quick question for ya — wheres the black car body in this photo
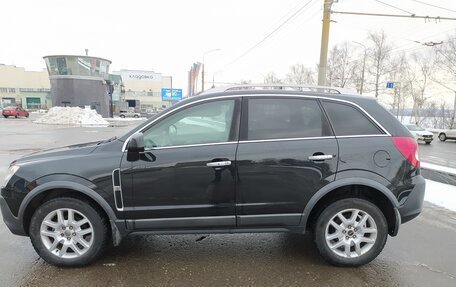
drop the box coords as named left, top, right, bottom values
left=0, top=85, right=425, bottom=267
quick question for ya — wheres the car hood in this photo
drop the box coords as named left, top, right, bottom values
left=414, top=130, right=433, bottom=136
left=13, top=141, right=100, bottom=166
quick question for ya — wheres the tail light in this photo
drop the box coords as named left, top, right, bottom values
left=392, top=137, right=420, bottom=168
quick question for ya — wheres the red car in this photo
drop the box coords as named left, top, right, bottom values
left=2, top=106, right=29, bottom=118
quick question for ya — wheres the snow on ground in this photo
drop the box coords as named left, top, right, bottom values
left=34, top=107, right=109, bottom=126
left=421, top=162, right=456, bottom=176
left=425, top=179, right=456, bottom=212
left=108, top=116, right=147, bottom=121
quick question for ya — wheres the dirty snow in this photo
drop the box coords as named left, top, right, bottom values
left=34, top=107, right=109, bottom=126
left=421, top=162, right=456, bottom=176
left=425, top=179, right=456, bottom=212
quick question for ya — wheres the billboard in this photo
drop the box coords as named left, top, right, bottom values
left=161, top=88, right=183, bottom=101
left=120, top=70, right=162, bottom=82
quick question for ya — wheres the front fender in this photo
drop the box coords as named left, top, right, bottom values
left=18, top=180, right=117, bottom=223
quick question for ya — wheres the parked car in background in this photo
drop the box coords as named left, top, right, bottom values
left=404, top=124, right=433, bottom=144
left=2, top=106, right=29, bottom=118
left=119, top=110, right=141, bottom=118
left=438, top=125, right=456, bottom=142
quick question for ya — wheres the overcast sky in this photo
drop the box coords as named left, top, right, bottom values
left=1, top=0, right=455, bottom=95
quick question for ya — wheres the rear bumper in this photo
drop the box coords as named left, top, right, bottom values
left=0, top=196, right=26, bottom=236
left=398, top=175, right=426, bottom=224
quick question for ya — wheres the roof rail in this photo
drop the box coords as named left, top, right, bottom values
left=200, top=84, right=358, bottom=95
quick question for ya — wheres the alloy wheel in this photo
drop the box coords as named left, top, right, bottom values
left=325, top=208, right=377, bottom=258
left=40, top=208, right=94, bottom=259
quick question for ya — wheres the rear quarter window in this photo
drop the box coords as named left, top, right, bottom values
left=322, top=101, right=384, bottom=136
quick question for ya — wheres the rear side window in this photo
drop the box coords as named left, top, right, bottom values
left=246, top=98, right=332, bottom=140
left=322, top=101, right=383, bottom=136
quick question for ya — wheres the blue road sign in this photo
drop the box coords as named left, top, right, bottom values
left=161, top=88, right=183, bottom=101
left=386, top=82, right=394, bottom=89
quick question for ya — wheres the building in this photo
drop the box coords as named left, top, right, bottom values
left=43, top=55, right=113, bottom=117
left=115, top=69, right=172, bottom=111
left=0, top=64, right=51, bottom=109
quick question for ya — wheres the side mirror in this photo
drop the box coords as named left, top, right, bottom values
left=127, top=133, right=145, bottom=153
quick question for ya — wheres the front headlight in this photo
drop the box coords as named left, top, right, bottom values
left=2, top=165, right=20, bottom=188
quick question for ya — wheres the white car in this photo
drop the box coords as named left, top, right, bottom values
left=438, top=124, right=456, bottom=142
left=404, top=124, right=433, bottom=144
left=119, top=110, right=141, bottom=118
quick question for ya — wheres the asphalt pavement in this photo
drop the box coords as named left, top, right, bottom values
left=419, top=137, right=456, bottom=169
left=0, top=115, right=455, bottom=286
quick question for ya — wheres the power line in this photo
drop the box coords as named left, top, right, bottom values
left=216, top=0, right=316, bottom=73
left=409, top=0, right=456, bottom=14
left=331, top=10, right=456, bottom=21
left=372, top=0, right=415, bottom=15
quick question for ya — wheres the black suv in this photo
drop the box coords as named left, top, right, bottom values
left=0, top=85, right=425, bottom=267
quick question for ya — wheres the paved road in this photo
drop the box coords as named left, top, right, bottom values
left=419, top=137, right=456, bottom=168
left=0, top=115, right=455, bottom=286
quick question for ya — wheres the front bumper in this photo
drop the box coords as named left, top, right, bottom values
left=398, top=175, right=426, bottom=224
left=0, top=196, right=26, bottom=236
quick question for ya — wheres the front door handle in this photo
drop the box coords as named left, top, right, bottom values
left=308, top=154, right=334, bottom=161
left=206, top=160, right=232, bottom=167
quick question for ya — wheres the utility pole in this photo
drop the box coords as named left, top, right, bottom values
left=202, top=49, right=221, bottom=92
left=318, top=0, right=335, bottom=86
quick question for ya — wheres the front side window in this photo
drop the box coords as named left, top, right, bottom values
left=246, top=98, right=332, bottom=140
left=143, top=100, right=235, bottom=148
left=322, top=101, right=383, bottom=136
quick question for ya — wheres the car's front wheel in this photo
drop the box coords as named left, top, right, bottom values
left=314, top=198, right=388, bottom=267
left=439, top=133, right=447, bottom=141
left=29, top=197, right=109, bottom=267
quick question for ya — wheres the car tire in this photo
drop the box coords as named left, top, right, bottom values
left=314, top=198, right=388, bottom=267
left=3, top=115, right=7, bottom=118
left=15, top=115, right=18, bottom=118
left=29, top=197, right=109, bottom=267
left=119, top=114, right=125, bottom=118
left=134, top=114, right=139, bottom=118
left=425, top=141, right=431, bottom=145
left=439, top=133, right=447, bottom=142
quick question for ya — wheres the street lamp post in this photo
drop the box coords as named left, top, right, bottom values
left=353, top=41, right=367, bottom=95
left=202, top=49, right=221, bottom=92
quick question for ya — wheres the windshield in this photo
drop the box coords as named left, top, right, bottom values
left=406, top=124, right=425, bottom=131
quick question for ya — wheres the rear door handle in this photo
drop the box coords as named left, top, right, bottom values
left=308, top=154, right=334, bottom=161
left=206, top=160, right=232, bottom=167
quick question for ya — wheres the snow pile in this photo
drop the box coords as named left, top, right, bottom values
left=34, top=107, right=109, bottom=126
left=425, top=179, right=456, bottom=212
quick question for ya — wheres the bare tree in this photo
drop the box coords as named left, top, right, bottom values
left=263, top=72, right=282, bottom=84
left=404, top=51, right=434, bottom=124
left=285, top=63, right=315, bottom=85
left=326, top=42, right=356, bottom=88
left=435, top=34, right=456, bottom=128
left=366, top=31, right=393, bottom=98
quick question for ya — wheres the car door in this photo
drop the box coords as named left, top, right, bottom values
left=235, top=96, right=338, bottom=227
left=120, top=98, right=240, bottom=230
left=447, top=124, right=456, bottom=138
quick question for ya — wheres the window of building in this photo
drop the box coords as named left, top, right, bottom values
left=246, top=98, right=332, bottom=140
left=0, top=88, right=7, bottom=93
left=322, top=101, right=383, bottom=136
left=8, top=88, right=16, bottom=93
left=143, top=100, right=235, bottom=148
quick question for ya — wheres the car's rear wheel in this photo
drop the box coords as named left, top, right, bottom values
left=119, top=114, right=125, bottom=118
left=133, top=114, right=139, bottom=118
left=29, top=197, right=109, bottom=267
left=314, top=198, right=388, bottom=267
left=439, top=133, right=447, bottom=141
